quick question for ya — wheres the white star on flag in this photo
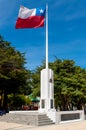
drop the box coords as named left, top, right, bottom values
left=40, top=9, right=44, bottom=13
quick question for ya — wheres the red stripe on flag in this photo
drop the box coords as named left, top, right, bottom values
left=15, top=16, right=45, bottom=29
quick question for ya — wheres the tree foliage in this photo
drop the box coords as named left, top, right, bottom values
left=8, top=94, right=31, bottom=110
left=31, top=58, right=86, bottom=110
left=51, top=59, right=86, bottom=110
left=0, top=36, right=31, bottom=111
left=1, top=35, right=86, bottom=111
left=31, top=64, right=45, bottom=97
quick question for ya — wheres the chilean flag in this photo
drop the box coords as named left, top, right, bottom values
left=15, top=6, right=46, bottom=29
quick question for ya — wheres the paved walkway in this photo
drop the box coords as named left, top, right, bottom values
left=0, top=120, right=86, bottom=130
left=0, top=121, right=35, bottom=130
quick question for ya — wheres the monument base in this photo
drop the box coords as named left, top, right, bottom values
left=39, top=68, right=56, bottom=122
left=39, top=69, right=55, bottom=111
left=38, top=108, right=56, bottom=123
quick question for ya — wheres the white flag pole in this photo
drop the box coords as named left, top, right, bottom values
left=46, top=4, right=49, bottom=107
left=46, top=4, right=48, bottom=70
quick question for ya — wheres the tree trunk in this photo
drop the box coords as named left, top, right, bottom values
left=62, top=95, right=69, bottom=111
left=3, top=90, right=9, bottom=113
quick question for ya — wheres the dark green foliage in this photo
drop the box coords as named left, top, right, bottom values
left=0, top=36, right=31, bottom=111
left=8, top=94, right=31, bottom=110
left=31, top=58, right=86, bottom=110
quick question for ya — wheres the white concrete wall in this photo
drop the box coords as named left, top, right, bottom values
left=46, top=110, right=56, bottom=122
left=56, top=110, right=85, bottom=124
left=46, top=110, right=85, bottom=124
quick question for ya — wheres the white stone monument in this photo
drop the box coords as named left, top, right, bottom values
left=39, top=68, right=55, bottom=112
left=38, top=4, right=56, bottom=114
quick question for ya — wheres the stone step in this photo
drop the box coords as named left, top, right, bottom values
left=37, top=114, right=55, bottom=126
left=0, top=112, right=55, bottom=126
left=38, top=122, right=55, bottom=126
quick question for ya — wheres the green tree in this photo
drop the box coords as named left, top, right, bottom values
left=31, top=58, right=86, bottom=111
left=31, top=64, right=44, bottom=97
left=50, top=59, right=86, bottom=110
left=8, top=94, right=31, bottom=110
left=0, top=36, right=31, bottom=111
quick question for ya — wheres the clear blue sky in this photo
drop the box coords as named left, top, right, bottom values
left=0, top=0, right=86, bottom=70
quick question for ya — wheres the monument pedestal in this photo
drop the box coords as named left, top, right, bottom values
left=39, top=68, right=56, bottom=113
